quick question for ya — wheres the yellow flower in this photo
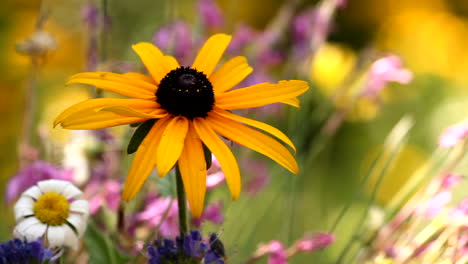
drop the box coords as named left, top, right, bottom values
left=54, top=34, right=309, bottom=217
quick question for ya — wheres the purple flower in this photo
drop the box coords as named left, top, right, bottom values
left=198, top=0, right=224, bottom=30
left=192, top=200, right=224, bottom=227
left=146, top=230, right=225, bottom=264
left=228, top=24, right=257, bottom=54
left=153, top=21, right=192, bottom=64
left=295, top=233, right=334, bottom=252
left=362, top=55, right=413, bottom=98
left=6, top=161, right=73, bottom=204
left=439, top=122, right=468, bottom=148
left=0, top=238, right=53, bottom=264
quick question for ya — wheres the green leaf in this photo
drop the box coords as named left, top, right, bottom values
left=203, top=144, right=212, bottom=169
left=83, top=222, right=131, bottom=264
left=127, top=119, right=156, bottom=154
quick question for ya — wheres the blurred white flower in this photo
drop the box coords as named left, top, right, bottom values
left=13, top=179, right=89, bottom=250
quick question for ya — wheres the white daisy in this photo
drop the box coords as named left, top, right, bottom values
left=13, top=179, right=89, bottom=250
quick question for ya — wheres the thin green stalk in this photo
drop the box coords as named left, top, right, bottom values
left=335, top=137, right=409, bottom=264
left=175, top=165, right=188, bottom=236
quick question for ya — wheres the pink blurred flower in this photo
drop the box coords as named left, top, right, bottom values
left=198, top=0, right=224, bottom=30
left=207, top=155, right=225, bottom=189
left=192, top=200, right=224, bottom=227
left=441, top=173, right=462, bottom=189
left=439, top=123, right=468, bottom=148
left=83, top=180, right=121, bottom=215
left=257, top=241, right=288, bottom=264
left=295, top=233, right=334, bottom=252
left=362, top=55, right=413, bottom=97
left=228, top=24, right=257, bottom=54
left=424, top=191, right=452, bottom=218
left=6, top=161, right=73, bottom=204
left=134, top=196, right=179, bottom=238
left=153, top=21, right=192, bottom=64
left=243, top=160, right=270, bottom=195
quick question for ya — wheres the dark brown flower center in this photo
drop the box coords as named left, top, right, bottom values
left=156, top=67, right=214, bottom=119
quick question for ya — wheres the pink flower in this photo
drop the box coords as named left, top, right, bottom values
left=192, top=200, right=224, bottom=227
left=439, top=123, right=468, bottom=148
left=84, top=180, right=121, bottom=215
left=134, top=196, right=179, bottom=238
left=295, top=233, right=334, bottom=252
left=153, top=21, right=192, bottom=64
left=362, top=55, right=413, bottom=97
left=207, top=155, right=225, bottom=189
left=243, top=160, right=270, bottom=195
left=424, top=191, right=452, bottom=218
left=441, top=173, right=462, bottom=189
left=198, top=0, right=224, bottom=29
left=257, top=241, right=288, bottom=264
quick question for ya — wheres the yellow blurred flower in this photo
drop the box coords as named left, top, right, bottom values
left=376, top=9, right=468, bottom=84
left=311, top=43, right=357, bottom=96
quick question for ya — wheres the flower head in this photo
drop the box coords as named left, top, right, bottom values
left=13, top=179, right=89, bottom=250
left=362, top=55, right=413, bottom=97
left=54, top=34, right=309, bottom=217
left=146, top=230, right=225, bottom=264
left=0, top=238, right=53, bottom=264
left=439, top=122, right=468, bottom=148
left=198, top=0, right=225, bottom=30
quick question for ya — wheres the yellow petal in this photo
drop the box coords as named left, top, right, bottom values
left=99, top=106, right=166, bottom=119
left=178, top=124, right=207, bottom=218
left=212, top=108, right=296, bottom=152
left=132, top=42, right=180, bottom=84
left=215, top=80, right=309, bottom=110
left=122, top=72, right=156, bottom=84
left=206, top=112, right=299, bottom=174
left=122, top=116, right=172, bottom=200
left=192, top=34, right=232, bottom=77
left=54, top=98, right=160, bottom=129
left=67, top=72, right=157, bottom=99
left=209, top=56, right=253, bottom=94
left=281, top=97, right=300, bottom=107
left=156, top=116, right=189, bottom=178
left=193, top=117, right=241, bottom=199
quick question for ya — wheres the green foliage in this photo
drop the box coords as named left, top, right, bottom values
left=127, top=119, right=156, bottom=154
left=83, top=222, right=131, bottom=264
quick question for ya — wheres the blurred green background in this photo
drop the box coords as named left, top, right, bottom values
left=2, top=0, right=468, bottom=263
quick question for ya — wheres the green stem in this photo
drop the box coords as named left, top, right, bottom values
left=175, top=165, right=188, bottom=236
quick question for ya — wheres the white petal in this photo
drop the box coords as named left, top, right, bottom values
left=23, top=223, right=47, bottom=242
left=63, top=225, right=79, bottom=250
left=38, top=179, right=70, bottom=193
left=14, top=206, right=34, bottom=221
left=47, top=226, right=66, bottom=248
left=14, top=196, right=34, bottom=210
left=67, top=214, right=87, bottom=236
left=70, top=200, right=90, bottom=215
left=14, top=217, right=42, bottom=239
left=23, top=185, right=43, bottom=199
left=62, top=184, right=83, bottom=199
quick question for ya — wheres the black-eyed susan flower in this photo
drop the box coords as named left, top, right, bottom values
left=13, top=179, right=89, bottom=249
left=54, top=34, right=309, bottom=218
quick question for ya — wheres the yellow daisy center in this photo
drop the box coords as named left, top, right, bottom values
left=33, top=192, right=70, bottom=226
left=156, top=66, right=214, bottom=119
